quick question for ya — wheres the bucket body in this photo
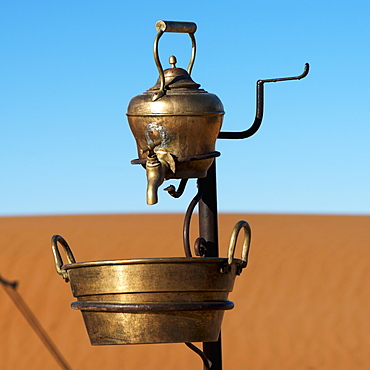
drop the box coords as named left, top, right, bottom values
left=51, top=221, right=251, bottom=345
left=64, top=257, right=239, bottom=345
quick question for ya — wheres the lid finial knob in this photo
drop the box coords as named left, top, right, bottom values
left=169, top=55, right=177, bottom=68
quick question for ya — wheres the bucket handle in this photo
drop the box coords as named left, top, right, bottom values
left=226, top=220, right=251, bottom=275
left=51, top=235, right=76, bottom=282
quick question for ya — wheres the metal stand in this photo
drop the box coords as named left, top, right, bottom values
left=193, top=62, right=309, bottom=368
left=127, top=20, right=309, bottom=369
left=198, top=161, right=222, bottom=370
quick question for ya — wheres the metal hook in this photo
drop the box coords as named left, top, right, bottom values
left=164, top=178, right=189, bottom=198
left=183, top=182, right=203, bottom=257
left=259, top=62, right=309, bottom=84
left=0, top=275, right=18, bottom=289
left=185, top=342, right=212, bottom=369
left=218, top=63, right=310, bottom=139
left=194, top=237, right=207, bottom=257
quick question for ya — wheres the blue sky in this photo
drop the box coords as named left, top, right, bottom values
left=1, top=1, right=369, bottom=215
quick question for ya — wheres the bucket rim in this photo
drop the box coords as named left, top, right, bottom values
left=62, top=256, right=243, bottom=270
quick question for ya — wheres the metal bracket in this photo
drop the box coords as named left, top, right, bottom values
left=218, top=63, right=309, bottom=139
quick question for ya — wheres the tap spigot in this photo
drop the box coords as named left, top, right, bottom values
left=141, top=140, right=168, bottom=205
left=146, top=154, right=166, bottom=205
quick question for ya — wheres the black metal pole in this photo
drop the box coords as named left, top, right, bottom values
left=198, top=160, right=222, bottom=370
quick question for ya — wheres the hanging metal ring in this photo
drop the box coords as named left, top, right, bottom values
left=226, top=220, right=252, bottom=275
left=51, top=235, right=76, bottom=282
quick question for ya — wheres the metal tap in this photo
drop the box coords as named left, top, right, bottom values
left=142, top=140, right=169, bottom=205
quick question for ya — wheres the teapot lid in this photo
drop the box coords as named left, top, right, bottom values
left=148, top=55, right=202, bottom=92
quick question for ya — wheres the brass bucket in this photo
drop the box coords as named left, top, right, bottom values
left=51, top=221, right=251, bottom=345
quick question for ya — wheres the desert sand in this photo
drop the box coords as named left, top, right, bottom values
left=0, top=213, right=369, bottom=369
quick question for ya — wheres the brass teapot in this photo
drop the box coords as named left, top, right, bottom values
left=127, top=21, right=224, bottom=205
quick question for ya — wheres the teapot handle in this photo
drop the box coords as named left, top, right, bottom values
left=153, top=20, right=197, bottom=101
left=156, top=20, right=197, bottom=34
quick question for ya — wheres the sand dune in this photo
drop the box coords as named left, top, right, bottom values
left=1, top=214, right=369, bottom=369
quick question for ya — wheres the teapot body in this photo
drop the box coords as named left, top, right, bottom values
left=127, top=85, right=224, bottom=179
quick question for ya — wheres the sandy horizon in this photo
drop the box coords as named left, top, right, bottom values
left=1, top=213, right=369, bottom=369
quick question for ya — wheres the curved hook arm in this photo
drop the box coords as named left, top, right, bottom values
left=185, top=342, right=212, bottom=369
left=164, top=178, right=189, bottom=198
left=183, top=183, right=204, bottom=257
left=218, top=63, right=309, bottom=139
